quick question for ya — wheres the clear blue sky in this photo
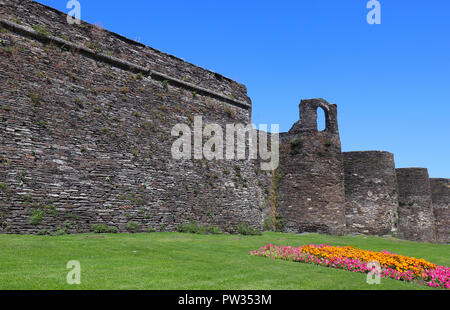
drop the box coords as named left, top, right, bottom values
left=36, top=0, right=449, bottom=178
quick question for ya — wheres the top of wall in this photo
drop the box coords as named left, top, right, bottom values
left=396, top=168, right=432, bottom=197
left=430, top=178, right=450, bottom=204
left=0, top=0, right=251, bottom=108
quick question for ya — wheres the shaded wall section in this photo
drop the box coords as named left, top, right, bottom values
left=396, top=168, right=436, bottom=242
left=343, top=151, right=399, bottom=235
left=430, top=178, right=449, bottom=243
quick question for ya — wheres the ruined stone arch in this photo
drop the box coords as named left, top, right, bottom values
left=289, top=98, right=339, bottom=134
left=317, top=105, right=327, bottom=132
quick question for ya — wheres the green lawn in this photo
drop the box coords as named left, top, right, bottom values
left=0, top=232, right=448, bottom=290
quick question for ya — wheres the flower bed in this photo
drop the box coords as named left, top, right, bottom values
left=249, top=243, right=450, bottom=289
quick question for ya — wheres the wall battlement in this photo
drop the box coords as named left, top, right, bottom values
left=0, top=1, right=448, bottom=243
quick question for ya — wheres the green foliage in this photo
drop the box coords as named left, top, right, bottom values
left=290, top=138, right=303, bottom=155
left=73, top=98, right=84, bottom=109
left=263, top=218, right=272, bottom=231
left=43, top=204, right=58, bottom=216
left=233, top=165, right=242, bottom=178
left=208, top=226, right=223, bottom=234
left=86, top=41, right=100, bottom=52
left=29, top=209, right=44, bottom=225
left=147, top=226, right=156, bottom=233
left=36, top=120, right=48, bottom=128
left=237, top=223, right=263, bottom=236
left=53, top=227, right=68, bottom=236
left=28, top=200, right=58, bottom=227
left=177, top=221, right=222, bottom=235
left=27, top=92, right=42, bottom=106
left=224, top=105, right=235, bottom=118
left=37, top=229, right=50, bottom=236
left=58, top=34, right=70, bottom=42
left=32, top=24, right=51, bottom=37
left=23, top=195, right=33, bottom=204
left=263, top=214, right=286, bottom=232
left=130, top=196, right=145, bottom=206
left=90, top=224, right=118, bottom=233
left=126, top=221, right=140, bottom=232
left=274, top=215, right=286, bottom=232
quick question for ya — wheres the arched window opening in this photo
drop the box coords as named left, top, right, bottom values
left=317, top=107, right=326, bottom=131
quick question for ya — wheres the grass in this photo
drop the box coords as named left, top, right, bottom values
left=0, top=232, right=448, bottom=290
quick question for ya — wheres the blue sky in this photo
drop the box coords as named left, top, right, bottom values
left=36, top=0, right=449, bottom=178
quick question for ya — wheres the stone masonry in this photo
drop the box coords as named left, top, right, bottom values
left=343, top=151, right=399, bottom=236
left=0, top=0, right=265, bottom=234
left=0, top=0, right=448, bottom=243
left=430, top=178, right=449, bottom=243
left=396, top=168, right=436, bottom=242
left=275, top=99, right=346, bottom=235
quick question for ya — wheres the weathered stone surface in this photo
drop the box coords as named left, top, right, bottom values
left=396, top=168, right=436, bottom=242
left=0, top=0, right=447, bottom=242
left=430, top=178, right=450, bottom=243
left=275, top=99, right=346, bottom=235
left=343, top=151, right=399, bottom=235
left=0, top=0, right=250, bottom=104
left=0, top=0, right=264, bottom=234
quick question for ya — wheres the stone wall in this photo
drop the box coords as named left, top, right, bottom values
left=343, top=151, right=399, bottom=235
left=396, top=168, right=436, bottom=242
left=0, top=0, right=250, bottom=105
left=275, top=99, right=346, bottom=235
left=0, top=0, right=265, bottom=234
left=430, top=178, right=450, bottom=243
left=0, top=0, right=447, bottom=242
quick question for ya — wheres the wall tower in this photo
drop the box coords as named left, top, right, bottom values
left=275, top=99, right=346, bottom=235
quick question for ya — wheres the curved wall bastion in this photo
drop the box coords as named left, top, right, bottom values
left=343, top=151, right=399, bottom=236
left=396, top=168, right=437, bottom=243
left=0, top=0, right=449, bottom=243
left=275, top=99, right=346, bottom=236
left=430, top=178, right=450, bottom=244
